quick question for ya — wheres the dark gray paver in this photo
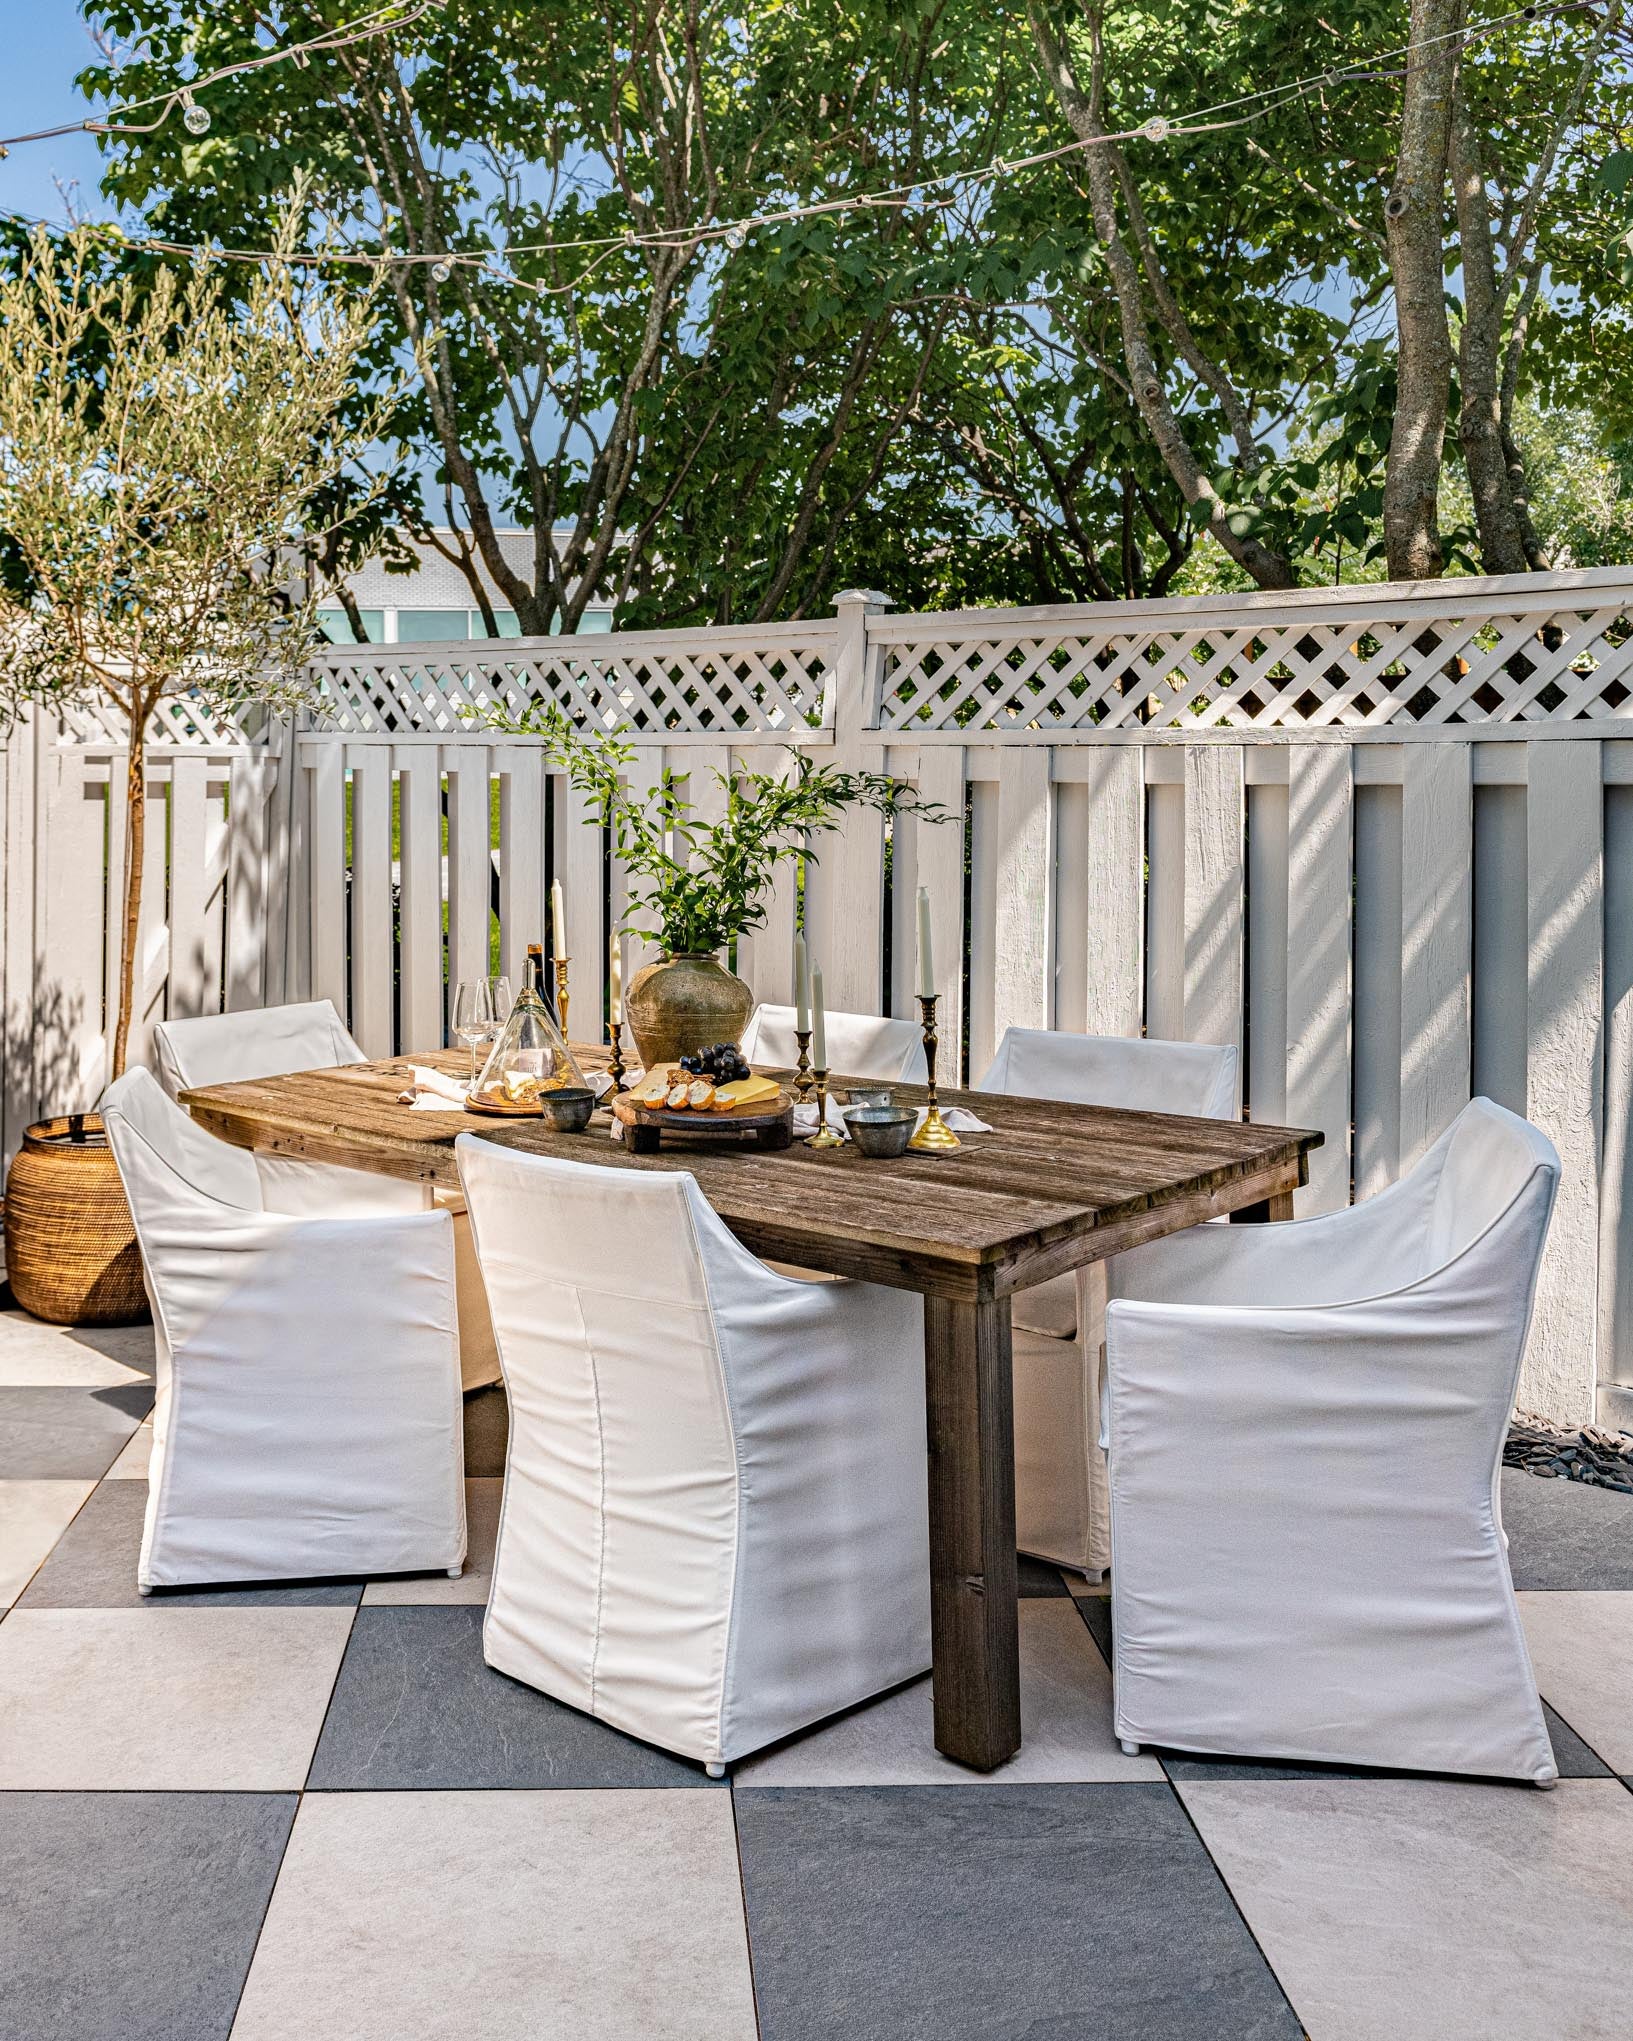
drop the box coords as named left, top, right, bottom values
left=735, top=1783, right=1302, bottom=2041
left=15, top=1480, right=361, bottom=1608
left=307, top=1605, right=723, bottom=1790
left=0, top=1386, right=153, bottom=1479
left=0, top=1791, right=294, bottom=2041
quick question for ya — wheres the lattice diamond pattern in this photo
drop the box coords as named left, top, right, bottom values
left=307, top=640, right=834, bottom=736
left=879, top=605, right=1633, bottom=732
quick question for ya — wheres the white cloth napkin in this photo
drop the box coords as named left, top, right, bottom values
left=790, top=1100, right=994, bottom=1142
left=399, top=1067, right=471, bottom=1111
left=400, top=1066, right=616, bottom=1112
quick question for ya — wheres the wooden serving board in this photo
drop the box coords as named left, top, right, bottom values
left=611, top=1090, right=794, bottom=1154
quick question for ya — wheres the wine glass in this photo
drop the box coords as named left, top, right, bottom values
left=488, top=975, right=514, bottom=1026
left=451, top=979, right=494, bottom=1092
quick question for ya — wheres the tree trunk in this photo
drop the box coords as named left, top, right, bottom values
left=1449, top=90, right=1528, bottom=574
left=1382, top=0, right=1464, bottom=581
left=111, top=700, right=146, bottom=1082
left=1027, top=2, right=1296, bottom=591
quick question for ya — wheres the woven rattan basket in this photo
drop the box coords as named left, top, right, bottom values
left=2, top=1114, right=149, bottom=1326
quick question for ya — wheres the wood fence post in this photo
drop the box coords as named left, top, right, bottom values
left=820, top=590, right=893, bottom=1013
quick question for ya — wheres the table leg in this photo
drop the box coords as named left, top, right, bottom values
left=922, top=1293, right=1021, bottom=1771
left=1230, top=1188, right=1297, bottom=1223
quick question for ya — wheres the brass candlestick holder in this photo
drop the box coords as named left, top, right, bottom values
left=792, top=1026, right=815, bottom=1104
left=553, top=957, right=570, bottom=1044
left=908, top=992, right=961, bottom=1152
left=806, top=1068, right=844, bottom=1148
left=606, top=1017, right=627, bottom=1093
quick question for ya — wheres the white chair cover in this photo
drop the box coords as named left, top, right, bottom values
left=103, top=1070, right=466, bottom=1590
left=741, top=1003, right=928, bottom=1084
left=1103, top=1096, right=1559, bottom=1782
left=975, top=1026, right=1238, bottom=1575
left=150, top=1000, right=500, bottom=1389
left=456, top=1133, right=931, bottom=1768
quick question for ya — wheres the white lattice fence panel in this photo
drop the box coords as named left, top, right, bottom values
left=307, top=624, right=838, bottom=736
left=873, top=570, right=1633, bottom=733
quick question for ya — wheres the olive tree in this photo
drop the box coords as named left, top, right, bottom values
left=0, top=218, right=400, bottom=1078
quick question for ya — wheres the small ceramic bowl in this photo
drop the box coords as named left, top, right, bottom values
left=537, top=1087, right=597, bottom=1133
left=843, top=1105, right=915, bottom=1158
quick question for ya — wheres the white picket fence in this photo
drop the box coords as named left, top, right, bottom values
left=6, top=566, right=1633, bottom=1427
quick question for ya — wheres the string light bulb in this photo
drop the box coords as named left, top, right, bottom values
left=181, top=93, right=210, bottom=136
left=1141, top=116, right=1172, bottom=142
left=724, top=225, right=746, bottom=249
left=430, top=259, right=452, bottom=281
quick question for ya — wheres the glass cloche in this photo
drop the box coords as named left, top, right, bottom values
left=469, top=984, right=587, bottom=1112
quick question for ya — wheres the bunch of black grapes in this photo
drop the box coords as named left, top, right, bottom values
left=678, top=1042, right=751, bottom=1084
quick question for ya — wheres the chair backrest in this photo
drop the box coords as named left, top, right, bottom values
left=102, top=1067, right=263, bottom=1220
left=152, top=1000, right=365, bottom=1099
left=741, top=1003, right=928, bottom=1083
left=1418, top=1096, right=1559, bottom=1279
left=455, top=1134, right=768, bottom=1680
left=977, top=1027, right=1238, bottom=1119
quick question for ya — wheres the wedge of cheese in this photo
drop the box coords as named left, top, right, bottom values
left=713, top=1074, right=782, bottom=1110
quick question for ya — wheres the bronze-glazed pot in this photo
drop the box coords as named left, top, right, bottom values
left=624, top=951, right=753, bottom=1070
left=3, top=1114, right=150, bottom=1326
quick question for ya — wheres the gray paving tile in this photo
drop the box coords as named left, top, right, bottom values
left=15, top=1480, right=362, bottom=1608
left=738, top=1602, right=1160, bottom=1787
left=1076, top=1590, right=1111, bottom=1664
left=1502, top=1466, right=1633, bottom=1589
left=307, top=1605, right=724, bottom=1789
left=0, top=1791, right=293, bottom=2041
left=734, top=1784, right=1302, bottom=2041
left=0, top=1480, right=95, bottom=1607
left=0, top=1308, right=154, bottom=1384
left=1179, top=1776, right=1633, bottom=2040
left=231, top=1790, right=756, bottom=2040
left=0, top=1384, right=152, bottom=1478
left=0, top=1608, right=354, bottom=1790
left=1520, top=1591, right=1633, bottom=1772
left=461, top=1384, right=508, bottom=1477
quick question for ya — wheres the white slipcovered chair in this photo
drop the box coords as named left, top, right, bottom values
left=1104, top=1095, right=1559, bottom=1783
left=455, top=1133, right=930, bottom=1773
left=103, top=1069, right=466, bottom=1592
left=741, top=1003, right=928, bottom=1083
left=153, top=1000, right=500, bottom=1390
left=975, top=1026, right=1238, bottom=1577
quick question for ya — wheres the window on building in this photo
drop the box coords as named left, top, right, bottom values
left=316, top=608, right=385, bottom=645
left=396, top=609, right=473, bottom=641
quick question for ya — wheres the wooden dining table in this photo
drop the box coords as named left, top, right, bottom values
left=181, top=1047, right=1321, bottom=1773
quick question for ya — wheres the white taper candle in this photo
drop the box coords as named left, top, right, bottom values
left=551, top=880, right=566, bottom=958
left=811, top=965, right=826, bottom=1071
left=916, top=886, right=935, bottom=998
left=794, top=932, right=811, bottom=1032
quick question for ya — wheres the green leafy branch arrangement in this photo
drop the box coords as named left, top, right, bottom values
left=502, top=706, right=951, bottom=957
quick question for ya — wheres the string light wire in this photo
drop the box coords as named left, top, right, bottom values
left=0, top=0, right=448, bottom=150
left=0, top=0, right=1612, bottom=295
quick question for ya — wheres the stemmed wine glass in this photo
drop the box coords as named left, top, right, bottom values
left=488, top=975, right=514, bottom=1027
left=451, top=979, right=494, bottom=1092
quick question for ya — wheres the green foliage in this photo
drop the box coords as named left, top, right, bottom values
left=59, top=0, right=1633, bottom=602
left=499, top=708, right=949, bottom=954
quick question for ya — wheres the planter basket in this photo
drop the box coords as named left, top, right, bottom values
left=3, top=1114, right=150, bottom=1327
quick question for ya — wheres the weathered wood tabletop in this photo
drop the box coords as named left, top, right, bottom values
left=182, top=1047, right=1321, bottom=1773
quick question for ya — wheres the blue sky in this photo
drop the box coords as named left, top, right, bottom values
left=5, top=3, right=124, bottom=226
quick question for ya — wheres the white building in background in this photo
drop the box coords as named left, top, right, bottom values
left=317, top=527, right=615, bottom=644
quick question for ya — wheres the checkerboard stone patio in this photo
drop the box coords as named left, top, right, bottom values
left=4, top=1307, right=1633, bottom=2039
